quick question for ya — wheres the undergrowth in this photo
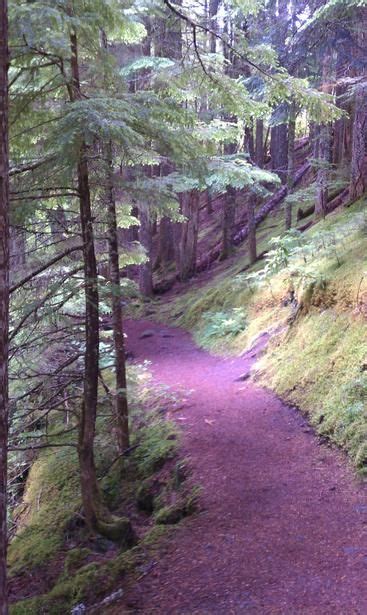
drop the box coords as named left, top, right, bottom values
left=10, top=364, right=197, bottom=613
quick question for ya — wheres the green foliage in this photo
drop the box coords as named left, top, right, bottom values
left=201, top=308, right=248, bottom=346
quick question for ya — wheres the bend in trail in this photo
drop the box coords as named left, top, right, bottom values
left=119, top=319, right=367, bottom=614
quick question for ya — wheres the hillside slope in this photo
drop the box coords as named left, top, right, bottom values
left=166, top=199, right=367, bottom=470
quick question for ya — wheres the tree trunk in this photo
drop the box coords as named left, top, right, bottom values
left=255, top=119, right=264, bottom=168
left=245, top=124, right=255, bottom=161
left=315, top=123, right=330, bottom=219
left=69, top=32, right=134, bottom=541
left=105, top=143, right=129, bottom=453
left=0, top=0, right=9, bottom=610
left=349, top=83, right=367, bottom=201
left=179, top=190, right=200, bottom=281
left=209, top=0, right=220, bottom=53
left=156, top=217, right=175, bottom=270
left=247, top=194, right=257, bottom=265
left=138, top=206, right=154, bottom=296
left=220, top=187, right=236, bottom=260
left=285, top=103, right=296, bottom=230
left=271, top=122, right=288, bottom=184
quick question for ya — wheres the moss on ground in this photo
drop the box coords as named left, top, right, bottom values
left=9, top=367, right=195, bottom=611
left=166, top=198, right=367, bottom=469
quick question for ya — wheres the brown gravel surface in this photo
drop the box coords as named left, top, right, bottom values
left=112, top=319, right=367, bottom=614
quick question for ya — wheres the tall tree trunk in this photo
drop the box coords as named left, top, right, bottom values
left=209, top=0, right=220, bottom=53
left=349, top=83, right=367, bottom=201
left=0, top=0, right=9, bottom=610
left=245, top=124, right=255, bottom=161
left=155, top=217, right=175, bottom=270
left=220, top=187, right=236, bottom=260
left=179, top=190, right=200, bottom=281
left=285, top=103, right=296, bottom=230
left=270, top=122, right=288, bottom=184
left=138, top=206, right=154, bottom=296
left=69, top=31, right=134, bottom=543
left=247, top=194, right=257, bottom=265
left=105, top=143, right=129, bottom=453
left=255, top=119, right=264, bottom=168
left=315, top=124, right=330, bottom=219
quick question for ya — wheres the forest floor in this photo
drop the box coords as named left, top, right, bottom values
left=107, top=318, right=367, bottom=614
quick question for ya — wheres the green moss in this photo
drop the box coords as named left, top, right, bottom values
left=132, top=419, right=178, bottom=477
left=8, top=447, right=81, bottom=575
left=11, top=551, right=139, bottom=615
left=256, top=311, right=367, bottom=468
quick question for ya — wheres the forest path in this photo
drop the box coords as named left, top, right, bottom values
left=118, top=319, right=367, bottom=614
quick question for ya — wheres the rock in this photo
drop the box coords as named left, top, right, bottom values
left=139, top=329, right=155, bottom=339
left=235, top=372, right=250, bottom=382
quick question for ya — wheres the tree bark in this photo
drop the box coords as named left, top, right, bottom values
left=0, top=0, right=9, bottom=610
left=315, top=123, right=330, bottom=219
left=255, top=119, right=264, bottom=168
left=220, top=186, right=236, bottom=260
left=285, top=103, right=296, bottom=230
left=69, top=31, right=109, bottom=534
left=156, top=217, right=175, bottom=270
left=349, top=84, right=367, bottom=201
left=270, top=122, right=288, bottom=184
left=179, top=190, right=200, bottom=281
left=105, top=143, right=129, bottom=453
left=138, top=206, right=154, bottom=296
left=247, top=194, right=257, bottom=265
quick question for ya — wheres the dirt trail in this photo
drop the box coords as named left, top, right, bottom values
left=117, top=319, right=367, bottom=614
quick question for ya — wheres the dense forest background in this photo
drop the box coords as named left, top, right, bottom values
left=1, top=0, right=367, bottom=612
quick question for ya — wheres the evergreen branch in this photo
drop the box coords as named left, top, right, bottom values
left=10, top=245, right=83, bottom=294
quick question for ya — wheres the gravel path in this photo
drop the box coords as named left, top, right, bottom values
left=116, top=319, right=367, bottom=614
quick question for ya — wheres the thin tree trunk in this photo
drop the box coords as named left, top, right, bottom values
left=220, top=186, right=236, bottom=260
left=138, top=207, right=154, bottom=296
left=245, top=124, right=255, bottom=161
left=105, top=142, right=129, bottom=453
left=255, top=119, right=264, bottom=168
left=349, top=83, right=367, bottom=201
left=285, top=102, right=296, bottom=230
left=69, top=31, right=106, bottom=533
left=0, top=0, right=9, bottom=610
left=247, top=194, right=257, bottom=265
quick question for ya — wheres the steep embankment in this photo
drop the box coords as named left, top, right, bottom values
left=167, top=199, right=367, bottom=471
left=106, top=319, right=367, bottom=613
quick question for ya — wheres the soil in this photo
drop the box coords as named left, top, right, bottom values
left=107, top=319, right=367, bottom=614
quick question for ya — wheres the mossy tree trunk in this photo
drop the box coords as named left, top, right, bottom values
left=0, top=0, right=9, bottom=611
